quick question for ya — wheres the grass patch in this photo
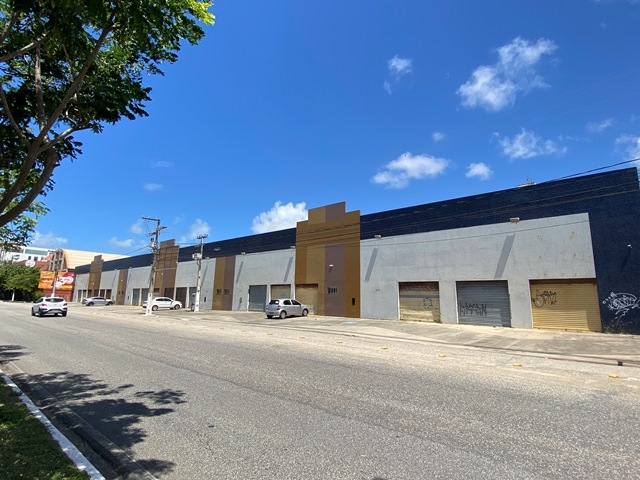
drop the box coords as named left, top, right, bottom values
left=0, top=379, right=90, bottom=480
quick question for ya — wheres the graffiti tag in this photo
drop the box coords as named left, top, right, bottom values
left=458, top=302, right=487, bottom=317
left=531, top=290, right=557, bottom=308
left=602, top=292, right=640, bottom=319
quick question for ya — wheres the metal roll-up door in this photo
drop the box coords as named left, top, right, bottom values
left=248, top=285, right=267, bottom=312
left=295, top=284, right=318, bottom=315
left=531, top=281, right=601, bottom=332
left=457, top=281, right=511, bottom=327
left=399, top=282, right=441, bottom=322
left=271, top=284, right=291, bottom=299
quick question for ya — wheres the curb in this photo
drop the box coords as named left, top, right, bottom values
left=0, top=369, right=104, bottom=480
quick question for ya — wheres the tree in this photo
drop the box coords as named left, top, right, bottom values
left=0, top=0, right=215, bottom=245
left=0, top=261, right=40, bottom=300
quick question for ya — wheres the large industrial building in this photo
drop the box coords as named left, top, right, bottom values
left=73, top=167, right=640, bottom=334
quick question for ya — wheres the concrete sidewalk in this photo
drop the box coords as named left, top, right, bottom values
left=262, top=315, right=640, bottom=367
left=179, top=310, right=640, bottom=368
left=91, top=305, right=640, bottom=368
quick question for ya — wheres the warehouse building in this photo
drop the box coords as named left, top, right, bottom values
left=73, top=167, right=640, bottom=333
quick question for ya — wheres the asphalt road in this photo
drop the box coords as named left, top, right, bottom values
left=1, top=302, right=639, bottom=480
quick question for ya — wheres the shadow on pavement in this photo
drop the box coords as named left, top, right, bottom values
left=9, top=369, right=186, bottom=479
left=0, top=344, right=28, bottom=363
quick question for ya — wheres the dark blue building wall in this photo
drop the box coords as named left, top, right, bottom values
left=361, top=167, right=640, bottom=333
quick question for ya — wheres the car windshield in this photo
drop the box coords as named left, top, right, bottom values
left=46, top=298, right=64, bottom=302
left=268, top=300, right=279, bottom=305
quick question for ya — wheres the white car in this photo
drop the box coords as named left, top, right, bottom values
left=265, top=298, right=309, bottom=319
left=32, top=297, right=68, bottom=317
left=142, top=297, right=182, bottom=311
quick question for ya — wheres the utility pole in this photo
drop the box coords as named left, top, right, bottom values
left=192, top=234, right=208, bottom=312
left=142, top=217, right=166, bottom=316
left=51, top=249, right=62, bottom=296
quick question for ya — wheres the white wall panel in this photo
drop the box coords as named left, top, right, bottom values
left=361, top=213, right=595, bottom=321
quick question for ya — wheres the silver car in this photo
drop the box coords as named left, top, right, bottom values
left=265, top=298, right=309, bottom=319
left=82, top=296, right=114, bottom=306
left=32, top=297, right=68, bottom=317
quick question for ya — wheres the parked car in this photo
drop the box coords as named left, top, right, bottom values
left=265, top=298, right=309, bottom=319
left=82, top=296, right=114, bottom=306
left=142, top=297, right=183, bottom=311
left=32, top=297, right=68, bottom=317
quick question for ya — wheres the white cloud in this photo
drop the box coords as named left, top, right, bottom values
left=144, top=183, right=163, bottom=192
left=109, top=237, right=135, bottom=248
left=31, top=231, right=68, bottom=248
left=498, top=129, right=567, bottom=160
left=188, top=219, right=211, bottom=239
left=372, top=152, right=449, bottom=189
left=457, top=37, right=557, bottom=112
left=615, top=134, right=640, bottom=160
left=388, top=55, right=413, bottom=76
left=153, top=161, right=174, bottom=168
left=384, top=55, right=413, bottom=94
left=432, top=131, right=446, bottom=142
left=130, top=219, right=145, bottom=235
left=466, top=162, right=493, bottom=180
left=252, top=202, right=308, bottom=234
left=586, top=118, right=614, bottom=133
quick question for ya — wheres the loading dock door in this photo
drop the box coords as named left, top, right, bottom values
left=295, top=284, right=318, bottom=315
left=399, top=282, right=441, bottom=322
left=271, top=284, right=291, bottom=300
left=457, top=281, right=511, bottom=327
left=531, top=281, right=601, bottom=332
left=249, top=285, right=267, bottom=312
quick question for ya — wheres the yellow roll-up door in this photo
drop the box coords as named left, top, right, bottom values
left=399, top=282, right=441, bottom=322
left=295, top=284, right=318, bottom=315
left=530, top=281, right=601, bottom=332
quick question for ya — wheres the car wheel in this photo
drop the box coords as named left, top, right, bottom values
left=279, top=310, right=287, bottom=319
left=266, top=315, right=273, bottom=319
left=302, top=309, right=309, bottom=317
left=62, top=312, right=67, bottom=317
left=87, top=302, right=94, bottom=306
left=173, top=304, right=181, bottom=310
left=38, top=310, right=44, bottom=317
left=31, top=309, right=35, bottom=316
left=152, top=305, right=158, bottom=311
left=107, top=301, right=113, bottom=306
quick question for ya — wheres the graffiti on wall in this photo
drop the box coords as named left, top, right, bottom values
left=531, top=290, right=558, bottom=308
left=458, top=302, right=487, bottom=317
left=602, top=292, right=640, bottom=319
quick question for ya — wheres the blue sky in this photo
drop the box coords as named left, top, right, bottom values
left=31, top=0, right=640, bottom=255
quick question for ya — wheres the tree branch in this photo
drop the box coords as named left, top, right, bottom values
left=0, top=86, right=30, bottom=148
left=35, top=44, right=45, bottom=130
left=0, top=9, right=19, bottom=46
left=32, top=9, right=117, bottom=152
left=0, top=150, right=58, bottom=228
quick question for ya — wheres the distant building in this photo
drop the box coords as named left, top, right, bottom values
left=35, top=249, right=128, bottom=302
left=1, top=245, right=55, bottom=263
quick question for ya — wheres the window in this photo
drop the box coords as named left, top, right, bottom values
left=284, top=300, right=292, bottom=305
left=224, top=289, right=230, bottom=295
left=328, top=287, right=338, bottom=294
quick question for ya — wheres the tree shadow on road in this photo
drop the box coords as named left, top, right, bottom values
left=11, top=369, right=186, bottom=478
left=0, top=344, right=28, bottom=363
